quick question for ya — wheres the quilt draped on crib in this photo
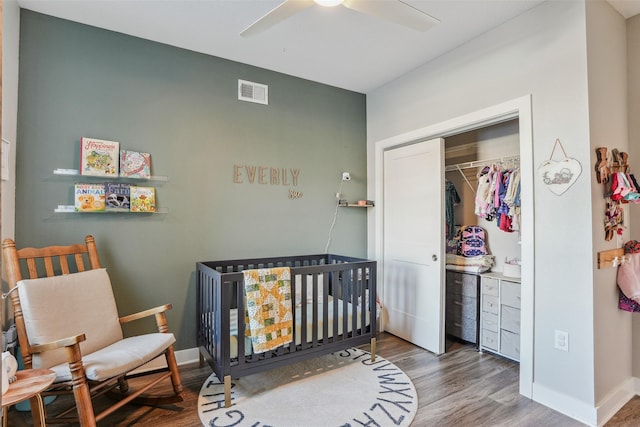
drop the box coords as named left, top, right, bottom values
left=243, top=267, right=294, bottom=353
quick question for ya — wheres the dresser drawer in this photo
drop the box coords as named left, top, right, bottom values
left=482, top=295, right=499, bottom=314
left=447, top=294, right=477, bottom=320
left=481, top=329, right=498, bottom=351
left=501, top=280, right=521, bottom=308
left=481, top=277, right=499, bottom=296
left=446, top=316, right=477, bottom=343
left=481, top=311, right=498, bottom=333
left=500, top=329, right=520, bottom=361
left=501, top=305, right=520, bottom=333
left=446, top=272, right=479, bottom=298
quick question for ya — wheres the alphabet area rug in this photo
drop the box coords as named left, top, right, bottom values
left=198, top=347, right=417, bottom=426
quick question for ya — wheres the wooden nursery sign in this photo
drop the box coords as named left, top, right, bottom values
left=233, top=164, right=300, bottom=186
left=233, top=164, right=303, bottom=199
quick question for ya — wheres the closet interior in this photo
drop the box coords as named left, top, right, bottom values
left=444, top=119, right=522, bottom=363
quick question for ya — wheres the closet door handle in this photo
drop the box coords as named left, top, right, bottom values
left=432, top=254, right=438, bottom=261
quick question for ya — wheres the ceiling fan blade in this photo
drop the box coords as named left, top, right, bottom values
left=342, top=0, right=439, bottom=32
left=241, top=0, right=315, bottom=37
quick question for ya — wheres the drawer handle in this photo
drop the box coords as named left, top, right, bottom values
left=454, top=301, right=463, bottom=306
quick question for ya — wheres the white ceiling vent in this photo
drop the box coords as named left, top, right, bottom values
left=238, top=79, right=268, bottom=105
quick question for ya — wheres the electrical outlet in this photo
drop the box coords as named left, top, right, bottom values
left=342, top=172, right=351, bottom=181
left=554, top=330, right=569, bottom=352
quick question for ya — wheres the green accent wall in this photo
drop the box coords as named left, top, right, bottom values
left=16, top=10, right=367, bottom=350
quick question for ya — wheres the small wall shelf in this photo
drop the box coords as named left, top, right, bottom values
left=53, top=168, right=168, bottom=182
left=338, top=201, right=375, bottom=208
left=54, top=205, right=168, bottom=214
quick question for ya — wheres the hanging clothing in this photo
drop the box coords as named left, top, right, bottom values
left=474, top=162, right=520, bottom=233
left=503, top=168, right=521, bottom=231
left=619, top=240, right=640, bottom=312
left=474, top=165, right=497, bottom=218
left=445, top=180, right=461, bottom=240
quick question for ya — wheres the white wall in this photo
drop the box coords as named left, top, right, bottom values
left=367, top=1, right=615, bottom=424
left=629, top=10, right=640, bottom=381
left=585, top=1, right=632, bottom=418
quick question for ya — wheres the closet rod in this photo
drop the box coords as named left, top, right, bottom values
left=444, top=154, right=520, bottom=172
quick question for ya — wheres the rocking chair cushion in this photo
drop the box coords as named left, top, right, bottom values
left=50, top=332, right=176, bottom=382
left=17, top=268, right=124, bottom=369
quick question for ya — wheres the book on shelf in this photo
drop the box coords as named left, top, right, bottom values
left=105, top=182, right=130, bottom=212
left=80, top=137, right=120, bottom=176
left=75, top=183, right=106, bottom=212
left=120, top=150, right=151, bottom=179
left=130, top=186, right=156, bottom=212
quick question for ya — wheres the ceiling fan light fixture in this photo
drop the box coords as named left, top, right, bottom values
left=314, top=0, right=343, bottom=7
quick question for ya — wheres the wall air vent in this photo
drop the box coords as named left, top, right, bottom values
left=238, top=79, right=268, bottom=105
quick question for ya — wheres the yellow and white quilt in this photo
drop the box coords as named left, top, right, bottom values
left=243, top=267, right=293, bottom=353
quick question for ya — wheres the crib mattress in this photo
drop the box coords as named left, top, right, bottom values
left=227, top=298, right=370, bottom=358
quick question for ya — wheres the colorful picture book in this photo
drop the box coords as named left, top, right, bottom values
left=120, top=150, right=151, bottom=179
left=105, top=182, right=130, bottom=212
left=130, top=186, right=156, bottom=212
left=80, top=137, right=120, bottom=176
left=75, top=183, right=106, bottom=212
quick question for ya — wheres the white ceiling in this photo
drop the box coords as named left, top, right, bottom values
left=16, top=0, right=640, bottom=93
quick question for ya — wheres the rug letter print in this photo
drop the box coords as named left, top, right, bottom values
left=198, top=348, right=417, bottom=427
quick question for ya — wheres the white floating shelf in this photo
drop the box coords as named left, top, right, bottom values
left=54, top=205, right=168, bottom=214
left=53, top=169, right=168, bottom=182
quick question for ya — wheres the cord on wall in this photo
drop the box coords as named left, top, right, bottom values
left=324, top=179, right=345, bottom=254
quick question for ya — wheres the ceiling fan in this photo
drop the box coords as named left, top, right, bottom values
left=240, top=0, right=440, bottom=37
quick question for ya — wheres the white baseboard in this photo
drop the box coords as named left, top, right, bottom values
left=532, top=378, right=638, bottom=427
left=595, top=378, right=635, bottom=426
left=176, top=347, right=202, bottom=365
left=130, top=347, right=201, bottom=375
left=532, top=382, right=598, bottom=426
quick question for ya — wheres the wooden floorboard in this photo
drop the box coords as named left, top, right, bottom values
left=6, top=332, right=639, bottom=426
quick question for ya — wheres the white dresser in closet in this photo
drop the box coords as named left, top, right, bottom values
left=479, top=272, right=521, bottom=361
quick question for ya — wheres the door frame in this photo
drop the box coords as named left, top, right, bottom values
left=368, top=95, right=534, bottom=398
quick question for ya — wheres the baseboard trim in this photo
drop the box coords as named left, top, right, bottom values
left=595, top=378, right=635, bottom=426
left=532, top=377, right=638, bottom=427
left=176, top=347, right=202, bottom=365
left=130, top=347, right=201, bottom=375
left=532, top=382, right=597, bottom=426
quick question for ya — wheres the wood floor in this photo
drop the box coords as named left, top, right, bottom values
left=6, top=332, right=640, bottom=426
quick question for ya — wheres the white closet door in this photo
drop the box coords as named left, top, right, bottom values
left=382, top=138, right=445, bottom=354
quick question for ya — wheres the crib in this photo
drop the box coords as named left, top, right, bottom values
left=196, top=254, right=377, bottom=407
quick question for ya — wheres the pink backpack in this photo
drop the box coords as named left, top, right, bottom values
left=459, top=225, right=488, bottom=257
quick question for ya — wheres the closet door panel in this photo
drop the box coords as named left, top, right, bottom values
left=383, top=138, right=445, bottom=354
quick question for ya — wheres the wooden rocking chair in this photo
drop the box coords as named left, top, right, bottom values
left=1, top=235, right=184, bottom=426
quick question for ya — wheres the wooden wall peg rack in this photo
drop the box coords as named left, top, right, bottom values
left=597, top=248, right=626, bottom=269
